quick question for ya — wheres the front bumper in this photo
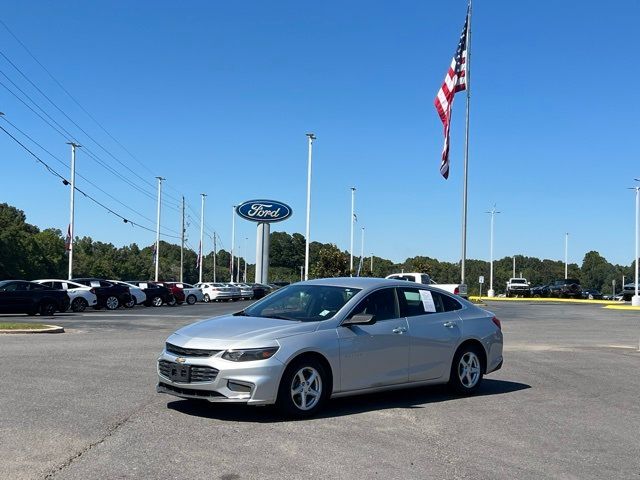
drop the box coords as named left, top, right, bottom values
left=156, top=350, right=285, bottom=405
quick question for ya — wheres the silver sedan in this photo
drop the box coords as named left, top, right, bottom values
left=157, top=277, right=503, bottom=417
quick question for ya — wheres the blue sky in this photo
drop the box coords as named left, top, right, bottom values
left=1, top=1, right=638, bottom=267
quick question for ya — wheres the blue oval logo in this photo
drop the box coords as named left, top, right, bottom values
left=236, top=200, right=292, bottom=223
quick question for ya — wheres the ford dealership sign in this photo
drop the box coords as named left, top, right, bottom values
left=236, top=200, right=292, bottom=223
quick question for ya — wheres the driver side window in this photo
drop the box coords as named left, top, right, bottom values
left=350, top=288, right=399, bottom=321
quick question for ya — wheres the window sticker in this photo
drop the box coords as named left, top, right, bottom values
left=319, top=310, right=331, bottom=317
left=419, top=290, right=436, bottom=313
left=140, top=283, right=148, bottom=289
left=90, top=281, right=101, bottom=287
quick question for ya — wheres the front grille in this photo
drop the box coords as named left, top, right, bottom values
left=158, top=360, right=219, bottom=383
left=158, top=382, right=226, bottom=398
left=166, top=343, right=221, bottom=357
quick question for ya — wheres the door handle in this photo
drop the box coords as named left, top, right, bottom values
left=443, top=321, right=457, bottom=328
left=392, top=327, right=407, bottom=334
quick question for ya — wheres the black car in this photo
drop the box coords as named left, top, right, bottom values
left=249, top=283, right=273, bottom=300
left=548, top=279, right=582, bottom=299
left=582, top=289, right=603, bottom=300
left=0, top=280, right=70, bottom=316
left=622, top=282, right=637, bottom=301
left=126, top=281, right=175, bottom=307
left=530, top=284, right=550, bottom=298
left=72, top=278, right=132, bottom=310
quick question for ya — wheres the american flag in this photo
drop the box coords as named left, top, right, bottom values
left=434, top=11, right=469, bottom=179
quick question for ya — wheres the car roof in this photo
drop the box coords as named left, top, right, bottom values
left=302, top=277, right=422, bottom=290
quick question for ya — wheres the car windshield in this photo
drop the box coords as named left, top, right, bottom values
left=243, top=284, right=361, bottom=322
left=511, top=279, right=527, bottom=284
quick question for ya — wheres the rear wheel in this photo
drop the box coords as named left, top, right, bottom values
left=186, top=294, right=197, bottom=305
left=71, top=297, right=88, bottom=312
left=203, top=294, right=210, bottom=303
left=167, top=296, right=177, bottom=306
left=124, top=297, right=136, bottom=308
left=105, top=296, right=120, bottom=310
left=449, top=345, right=483, bottom=395
left=276, top=358, right=328, bottom=418
left=39, top=302, right=56, bottom=316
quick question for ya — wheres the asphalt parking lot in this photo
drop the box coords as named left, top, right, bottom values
left=1, top=301, right=639, bottom=480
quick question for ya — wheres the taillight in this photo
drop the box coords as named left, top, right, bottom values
left=454, top=287, right=460, bottom=295
left=492, top=317, right=501, bottom=330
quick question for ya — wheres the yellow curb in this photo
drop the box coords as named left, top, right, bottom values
left=469, top=296, right=619, bottom=305
left=0, top=324, right=64, bottom=334
left=603, top=305, right=640, bottom=311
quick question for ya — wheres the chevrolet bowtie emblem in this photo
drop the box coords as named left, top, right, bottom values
left=176, top=357, right=186, bottom=363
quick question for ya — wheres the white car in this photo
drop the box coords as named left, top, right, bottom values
left=196, top=282, right=239, bottom=302
left=108, top=280, right=147, bottom=307
left=166, top=282, right=203, bottom=305
left=33, top=279, right=98, bottom=312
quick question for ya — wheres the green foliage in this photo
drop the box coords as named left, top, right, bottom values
left=0, top=203, right=635, bottom=294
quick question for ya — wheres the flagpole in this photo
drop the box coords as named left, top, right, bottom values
left=350, top=187, right=355, bottom=274
left=199, top=193, right=206, bottom=283
left=154, top=177, right=164, bottom=281
left=460, top=0, right=472, bottom=286
left=67, top=142, right=79, bottom=280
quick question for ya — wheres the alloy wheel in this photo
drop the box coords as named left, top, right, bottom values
left=290, top=366, right=322, bottom=411
left=105, top=296, right=119, bottom=310
left=457, top=352, right=481, bottom=389
left=152, top=296, right=163, bottom=307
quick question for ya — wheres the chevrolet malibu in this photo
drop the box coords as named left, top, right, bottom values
left=157, top=278, right=503, bottom=417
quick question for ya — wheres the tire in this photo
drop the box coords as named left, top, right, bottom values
left=186, top=294, right=197, bottom=305
left=203, top=294, right=210, bottom=303
left=39, top=301, right=56, bottom=316
left=105, top=296, right=120, bottom=310
left=124, top=297, right=136, bottom=308
left=167, top=296, right=177, bottom=307
left=276, top=358, right=328, bottom=418
left=448, top=345, right=484, bottom=395
left=152, top=295, right=163, bottom=307
left=71, top=297, right=88, bottom=312
left=588, top=294, right=594, bottom=300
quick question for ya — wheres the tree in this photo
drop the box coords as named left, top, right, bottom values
left=309, top=244, right=349, bottom=279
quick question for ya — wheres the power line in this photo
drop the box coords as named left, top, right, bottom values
left=0, top=123, right=180, bottom=239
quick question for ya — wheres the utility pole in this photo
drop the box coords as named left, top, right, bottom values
left=67, top=142, right=80, bottom=280
left=154, top=176, right=165, bottom=281
left=304, top=133, right=316, bottom=280
left=213, top=233, right=217, bottom=283
left=486, top=205, right=500, bottom=297
left=231, top=205, right=236, bottom=283
left=180, top=196, right=185, bottom=282
left=564, top=232, right=569, bottom=279
left=199, top=193, right=206, bottom=283
left=350, top=187, right=356, bottom=274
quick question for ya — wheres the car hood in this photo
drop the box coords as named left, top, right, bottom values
left=169, top=315, right=319, bottom=349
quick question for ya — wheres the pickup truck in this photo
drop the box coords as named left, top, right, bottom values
left=385, top=272, right=468, bottom=298
left=506, top=278, right=530, bottom=297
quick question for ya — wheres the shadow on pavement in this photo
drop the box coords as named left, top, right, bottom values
left=167, top=378, right=531, bottom=423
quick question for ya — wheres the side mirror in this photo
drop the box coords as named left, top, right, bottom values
left=342, top=313, right=375, bottom=326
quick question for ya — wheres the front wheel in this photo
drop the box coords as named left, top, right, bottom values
left=166, top=296, right=177, bottom=306
left=124, top=297, right=136, bottom=308
left=151, top=296, right=163, bottom=307
left=186, top=294, right=197, bottom=305
left=276, top=359, right=328, bottom=418
left=105, top=296, right=120, bottom=310
left=71, top=297, right=88, bottom=312
left=448, top=345, right=483, bottom=395
left=39, top=302, right=56, bottom=316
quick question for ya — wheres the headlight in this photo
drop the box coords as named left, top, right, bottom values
left=222, top=347, right=279, bottom=362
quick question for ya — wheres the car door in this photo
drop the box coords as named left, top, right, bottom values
left=337, top=287, right=409, bottom=391
left=398, top=287, right=462, bottom=382
left=0, top=282, right=25, bottom=312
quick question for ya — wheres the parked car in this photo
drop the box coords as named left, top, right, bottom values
left=165, top=282, right=203, bottom=305
left=530, top=284, right=551, bottom=298
left=581, top=288, right=603, bottom=300
left=622, top=282, right=637, bottom=301
left=108, top=280, right=147, bottom=307
left=72, top=278, right=132, bottom=310
left=0, top=280, right=70, bottom=316
left=505, top=278, right=530, bottom=297
left=547, top=279, right=582, bottom=299
left=271, top=281, right=291, bottom=288
left=126, top=281, right=175, bottom=307
left=230, top=282, right=254, bottom=300
left=152, top=282, right=185, bottom=305
left=249, top=283, right=272, bottom=299
left=198, top=283, right=241, bottom=302
left=33, top=279, right=98, bottom=312
left=157, top=277, right=503, bottom=417
left=385, top=272, right=468, bottom=298
left=223, top=283, right=242, bottom=301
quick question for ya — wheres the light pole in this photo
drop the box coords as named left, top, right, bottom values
left=512, top=256, right=516, bottom=278
left=231, top=205, right=236, bottom=283
left=370, top=253, right=374, bottom=273
left=358, top=226, right=365, bottom=277
left=304, top=133, right=315, bottom=280
left=350, top=187, right=356, bottom=274
left=67, top=142, right=80, bottom=280
left=300, top=266, right=304, bottom=282
left=564, top=232, right=569, bottom=279
left=199, top=193, right=206, bottom=283
left=244, top=236, right=248, bottom=283
left=632, top=181, right=640, bottom=307
left=154, top=176, right=165, bottom=281
left=486, top=205, right=500, bottom=297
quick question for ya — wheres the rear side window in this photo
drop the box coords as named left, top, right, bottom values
left=29, top=283, right=47, bottom=291
left=432, top=291, right=462, bottom=312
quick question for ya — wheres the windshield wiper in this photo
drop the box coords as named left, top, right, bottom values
left=233, top=310, right=248, bottom=316
left=262, top=314, right=298, bottom=321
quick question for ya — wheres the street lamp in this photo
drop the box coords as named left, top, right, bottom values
left=486, top=205, right=500, bottom=297
left=304, top=133, right=316, bottom=281
left=564, top=232, right=569, bottom=279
